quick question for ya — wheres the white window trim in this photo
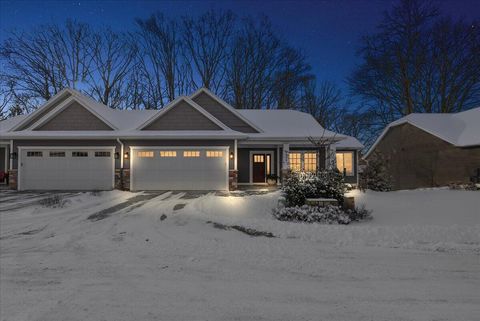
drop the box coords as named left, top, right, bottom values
left=288, top=150, right=319, bottom=172
left=336, top=150, right=355, bottom=177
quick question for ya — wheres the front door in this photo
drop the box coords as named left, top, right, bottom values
left=252, top=154, right=266, bottom=183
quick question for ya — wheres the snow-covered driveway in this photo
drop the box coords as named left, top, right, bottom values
left=0, top=189, right=478, bottom=321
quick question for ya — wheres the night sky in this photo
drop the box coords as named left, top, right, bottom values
left=0, top=0, right=478, bottom=94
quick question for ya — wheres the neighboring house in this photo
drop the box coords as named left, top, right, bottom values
left=0, top=88, right=362, bottom=191
left=365, top=107, right=480, bottom=190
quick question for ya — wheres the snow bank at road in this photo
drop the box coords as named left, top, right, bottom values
left=179, top=189, right=479, bottom=252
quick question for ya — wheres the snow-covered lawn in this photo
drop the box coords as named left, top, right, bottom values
left=0, top=188, right=478, bottom=321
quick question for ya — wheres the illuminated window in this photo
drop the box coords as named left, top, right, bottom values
left=159, top=151, right=177, bottom=157
left=266, top=154, right=271, bottom=174
left=253, top=155, right=264, bottom=163
left=183, top=151, right=200, bottom=157
left=94, top=151, right=111, bottom=157
left=27, top=151, right=43, bottom=157
left=206, top=151, right=223, bottom=158
left=72, top=151, right=88, bottom=157
left=137, top=151, right=154, bottom=158
left=304, top=153, right=317, bottom=172
left=289, top=153, right=302, bottom=172
left=336, top=151, right=354, bottom=176
left=49, top=151, right=65, bottom=157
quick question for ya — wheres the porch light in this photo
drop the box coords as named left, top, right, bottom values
left=9, top=152, right=17, bottom=160
left=230, top=152, right=234, bottom=159
left=114, top=152, right=120, bottom=159
left=124, top=151, right=129, bottom=159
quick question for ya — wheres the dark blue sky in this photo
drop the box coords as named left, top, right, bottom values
left=0, top=0, right=478, bottom=94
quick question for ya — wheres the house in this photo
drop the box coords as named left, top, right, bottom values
left=0, top=88, right=362, bottom=191
left=365, top=108, right=480, bottom=190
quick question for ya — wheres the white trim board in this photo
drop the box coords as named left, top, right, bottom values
left=190, top=87, right=264, bottom=133
left=136, top=96, right=230, bottom=131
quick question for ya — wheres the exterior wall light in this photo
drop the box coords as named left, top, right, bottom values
left=114, top=152, right=120, bottom=159
left=124, top=152, right=129, bottom=159
left=10, top=152, right=17, bottom=160
left=230, top=152, right=234, bottom=159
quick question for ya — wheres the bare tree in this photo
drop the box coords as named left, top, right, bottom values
left=350, top=0, right=479, bottom=119
left=182, top=10, right=235, bottom=93
left=137, top=13, right=186, bottom=107
left=226, top=16, right=282, bottom=109
left=87, top=29, right=138, bottom=109
left=273, top=46, right=314, bottom=109
left=300, top=80, right=344, bottom=128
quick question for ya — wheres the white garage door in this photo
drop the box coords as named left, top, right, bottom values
left=19, top=148, right=114, bottom=190
left=131, top=147, right=228, bottom=191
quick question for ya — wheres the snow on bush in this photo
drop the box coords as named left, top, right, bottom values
left=282, top=170, right=346, bottom=207
left=359, top=152, right=393, bottom=192
left=273, top=205, right=351, bottom=224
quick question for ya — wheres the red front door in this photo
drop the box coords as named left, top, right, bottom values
left=252, top=154, right=266, bottom=183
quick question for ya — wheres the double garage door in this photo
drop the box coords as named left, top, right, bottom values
left=131, top=147, right=228, bottom=191
left=19, top=148, right=114, bottom=191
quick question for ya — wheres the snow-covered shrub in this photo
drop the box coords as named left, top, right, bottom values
left=345, top=204, right=372, bottom=221
left=359, top=152, right=392, bottom=191
left=273, top=205, right=351, bottom=224
left=282, top=170, right=346, bottom=207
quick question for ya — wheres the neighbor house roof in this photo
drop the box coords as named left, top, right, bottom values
left=365, top=107, right=480, bottom=158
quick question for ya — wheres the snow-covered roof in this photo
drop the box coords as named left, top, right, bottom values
left=334, top=135, right=364, bottom=150
left=365, top=107, right=480, bottom=158
left=1, top=88, right=360, bottom=143
left=238, top=109, right=343, bottom=141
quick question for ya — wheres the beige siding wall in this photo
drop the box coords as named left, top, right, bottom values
left=143, top=101, right=222, bottom=130
left=192, top=92, right=258, bottom=133
left=35, top=101, right=113, bottom=131
left=369, top=123, right=480, bottom=189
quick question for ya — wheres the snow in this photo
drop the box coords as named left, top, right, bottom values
left=334, top=135, right=364, bottom=149
left=1, top=188, right=479, bottom=320
left=366, top=107, right=480, bottom=157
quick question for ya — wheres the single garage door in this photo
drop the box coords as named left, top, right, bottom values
left=131, top=147, right=228, bottom=191
left=19, top=148, right=114, bottom=190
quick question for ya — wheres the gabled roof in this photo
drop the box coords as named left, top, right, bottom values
left=136, top=96, right=231, bottom=131
left=365, top=107, right=480, bottom=158
left=190, top=88, right=263, bottom=133
left=335, top=136, right=364, bottom=150
left=9, top=88, right=117, bottom=131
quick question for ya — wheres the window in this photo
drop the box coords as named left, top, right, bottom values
left=72, top=151, right=88, bottom=157
left=206, top=151, right=223, bottom=158
left=27, top=151, right=42, bottom=157
left=95, top=151, right=111, bottom=157
left=336, top=151, right=354, bottom=176
left=159, top=151, right=177, bottom=157
left=137, top=151, right=154, bottom=158
left=183, top=151, right=200, bottom=158
left=289, top=153, right=302, bottom=172
left=266, top=154, right=271, bottom=175
left=253, top=155, right=264, bottom=163
left=49, top=151, right=65, bottom=157
left=304, top=153, right=317, bottom=172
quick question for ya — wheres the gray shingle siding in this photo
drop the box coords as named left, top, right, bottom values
left=192, top=92, right=258, bottom=133
left=142, top=101, right=222, bottom=131
left=16, top=91, right=72, bottom=130
left=34, top=101, right=113, bottom=131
